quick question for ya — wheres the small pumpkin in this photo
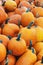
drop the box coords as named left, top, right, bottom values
left=0, top=6, right=8, bottom=24
left=8, top=34, right=27, bottom=56
left=0, top=42, right=6, bottom=62
left=33, top=42, right=43, bottom=53
left=2, top=23, right=19, bottom=37
left=1, top=54, right=16, bottom=65
left=35, top=17, right=43, bottom=28
left=37, top=50, right=43, bottom=60
left=18, top=1, right=32, bottom=9
left=16, top=49, right=37, bottom=65
left=31, top=7, right=43, bottom=17
left=0, top=34, right=9, bottom=48
left=15, top=7, right=27, bottom=15
left=3, top=0, right=17, bottom=11
left=8, top=14, right=21, bottom=25
left=34, top=57, right=43, bottom=65
left=19, top=22, right=36, bottom=46
left=21, top=11, right=35, bottom=27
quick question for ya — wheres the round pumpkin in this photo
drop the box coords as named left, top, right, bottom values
left=21, top=11, right=35, bottom=27
left=1, top=54, right=16, bottom=65
left=33, top=42, right=43, bottom=53
left=16, top=49, right=37, bottom=65
left=0, top=6, right=8, bottom=24
left=8, top=34, right=27, bottom=56
left=0, top=34, right=9, bottom=48
left=0, top=43, right=6, bottom=62
left=2, top=23, right=19, bottom=37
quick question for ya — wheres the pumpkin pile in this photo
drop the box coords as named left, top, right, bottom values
left=0, top=0, right=43, bottom=65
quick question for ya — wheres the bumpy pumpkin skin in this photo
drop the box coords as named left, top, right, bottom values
left=21, top=12, right=35, bottom=27
left=0, top=43, right=6, bottom=62
left=0, top=34, right=9, bottom=48
left=19, top=27, right=36, bottom=46
left=8, top=36, right=27, bottom=56
left=35, top=17, right=43, bottom=28
left=37, top=50, right=43, bottom=60
left=8, top=14, right=21, bottom=25
left=16, top=50, right=37, bottom=65
left=33, top=42, right=43, bottom=54
left=0, top=6, right=8, bottom=24
left=1, top=54, right=16, bottom=65
left=2, top=23, right=20, bottom=37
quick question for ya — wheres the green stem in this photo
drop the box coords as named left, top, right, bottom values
left=5, top=18, right=9, bottom=24
left=27, top=22, right=34, bottom=29
left=26, top=8, right=30, bottom=12
left=29, top=40, right=32, bottom=49
left=2, top=1, right=6, bottom=6
left=7, top=36, right=12, bottom=40
left=31, top=48, right=34, bottom=53
left=0, top=40, right=2, bottom=43
left=16, top=34, right=21, bottom=41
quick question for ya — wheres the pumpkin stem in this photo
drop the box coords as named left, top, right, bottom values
left=26, top=8, right=30, bottom=12
left=16, top=34, right=21, bottom=41
left=5, top=18, right=9, bottom=24
left=32, top=48, right=34, bottom=53
left=7, top=50, right=12, bottom=55
left=7, top=36, right=12, bottom=40
left=29, top=40, right=32, bottom=49
left=41, top=56, right=43, bottom=63
left=0, top=40, right=2, bottom=43
left=5, top=57, right=9, bottom=65
left=2, top=1, right=6, bottom=6
left=27, top=22, right=34, bottom=29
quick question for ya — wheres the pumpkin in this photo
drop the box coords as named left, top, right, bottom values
left=8, top=34, right=26, bottom=56
left=35, top=17, right=43, bottom=28
left=34, top=57, right=43, bottom=65
left=3, top=0, right=17, bottom=11
left=18, top=1, right=32, bottom=9
left=21, top=11, right=35, bottom=27
left=0, top=6, right=8, bottom=24
left=0, top=27, right=1, bottom=34
left=0, top=42, right=6, bottom=62
left=37, top=50, right=43, bottom=60
left=33, top=42, right=43, bottom=54
left=0, top=34, right=9, bottom=48
left=34, top=0, right=43, bottom=7
left=1, top=54, right=16, bottom=65
left=16, top=49, right=37, bottom=65
left=19, top=22, right=36, bottom=46
left=8, top=14, right=21, bottom=25
left=31, top=7, right=43, bottom=17
left=15, top=7, right=27, bottom=15
left=2, top=23, right=19, bottom=37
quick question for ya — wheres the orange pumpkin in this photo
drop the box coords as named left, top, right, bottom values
left=19, top=22, right=36, bottom=46
left=21, top=11, right=35, bottom=27
left=0, top=34, right=9, bottom=48
left=0, top=27, right=1, bottom=34
left=16, top=49, right=37, bottom=65
left=18, top=1, right=32, bottom=9
left=2, top=23, right=19, bottom=37
left=8, top=34, right=27, bottom=56
left=37, top=50, right=43, bottom=60
left=1, top=54, right=16, bottom=65
left=15, top=7, right=27, bottom=15
left=8, top=14, right=21, bottom=25
left=33, top=42, right=43, bottom=53
left=0, top=43, right=6, bottom=62
left=34, top=0, right=43, bottom=7
left=4, top=0, right=17, bottom=11
left=34, top=57, right=43, bottom=65
left=35, top=17, right=43, bottom=28
left=31, top=7, right=43, bottom=17
left=0, top=6, right=8, bottom=24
